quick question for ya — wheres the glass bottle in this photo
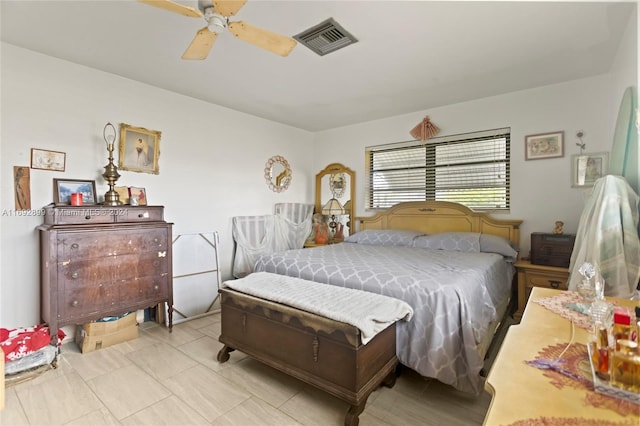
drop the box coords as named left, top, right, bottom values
left=610, top=339, right=640, bottom=392
left=590, top=277, right=614, bottom=331
left=613, top=308, right=632, bottom=351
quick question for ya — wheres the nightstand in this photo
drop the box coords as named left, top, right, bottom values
left=513, top=259, right=569, bottom=321
left=303, top=241, right=328, bottom=248
left=303, top=241, right=342, bottom=248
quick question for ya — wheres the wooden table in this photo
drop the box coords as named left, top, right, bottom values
left=484, top=287, right=639, bottom=425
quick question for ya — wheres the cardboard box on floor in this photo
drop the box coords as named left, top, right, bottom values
left=75, top=312, right=138, bottom=353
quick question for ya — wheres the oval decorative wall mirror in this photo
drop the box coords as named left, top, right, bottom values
left=264, top=155, right=292, bottom=192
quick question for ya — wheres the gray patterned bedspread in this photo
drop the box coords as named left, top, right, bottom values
left=254, top=242, right=514, bottom=394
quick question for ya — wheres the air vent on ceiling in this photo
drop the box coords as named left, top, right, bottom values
left=293, top=18, right=358, bottom=56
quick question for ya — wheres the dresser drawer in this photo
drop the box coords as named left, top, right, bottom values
left=526, top=270, right=569, bottom=290
left=59, top=228, right=169, bottom=260
left=45, top=207, right=116, bottom=225
left=116, top=206, right=164, bottom=223
left=60, top=280, right=119, bottom=321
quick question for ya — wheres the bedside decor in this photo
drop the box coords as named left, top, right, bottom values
left=30, top=148, right=66, bottom=172
left=102, top=122, right=122, bottom=206
left=118, top=123, right=161, bottom=174
left=53, top=178, right=97, bottom=206
left=322, top=197, right=344, bottom=239
left=315, top=163, right=355, bottom=237
left=571, top=152, right=608, bottom=187
left=525, top=131, right=564, bottom=160
left=554, top=221, right=564, bottom=234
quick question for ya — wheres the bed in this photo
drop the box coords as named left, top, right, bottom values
left=253, top=201, right=522, bottom=394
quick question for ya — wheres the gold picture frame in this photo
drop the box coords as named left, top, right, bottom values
left=118, top=123, right=161, bottom=174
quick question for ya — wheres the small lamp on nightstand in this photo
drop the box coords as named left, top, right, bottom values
left=322, top=198, right=344, bottom=240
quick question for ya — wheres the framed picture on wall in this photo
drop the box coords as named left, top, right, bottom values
left=118, top=123, right=161, bottom=174
left=31, top=148, right=66, bottom=172
left=525, top=131, right=564, bottom=160
left=571, top=152, right=609, bottom=187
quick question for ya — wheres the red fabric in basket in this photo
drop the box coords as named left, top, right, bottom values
left=0, top=324, right=66, bottom=362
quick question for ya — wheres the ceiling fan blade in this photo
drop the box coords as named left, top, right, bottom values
left=213, top=0, right=247, bottom=17
left=182, top=27, right=218, bottom=60
left=137, top=0, right=202, bottom=18
left=228, top=21, right=297, bottom=57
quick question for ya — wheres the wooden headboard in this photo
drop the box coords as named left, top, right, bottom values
left=357, top=201, right=522, bottom=246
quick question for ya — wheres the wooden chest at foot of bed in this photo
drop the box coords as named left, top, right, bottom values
left=217, top=288, right=398, bottom=426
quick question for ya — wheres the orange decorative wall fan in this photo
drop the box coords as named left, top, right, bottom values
left=138, top=0, right=297, bottom=60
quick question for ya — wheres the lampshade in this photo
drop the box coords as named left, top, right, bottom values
left=322, top=198, right=344, bottom=215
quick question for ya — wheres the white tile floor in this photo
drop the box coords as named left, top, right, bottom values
left=1, top=313, right=495, bottom=425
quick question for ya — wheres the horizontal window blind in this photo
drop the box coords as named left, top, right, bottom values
left=367, top=128, right=510, bottom=211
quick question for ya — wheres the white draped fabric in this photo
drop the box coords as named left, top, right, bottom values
left=273, top=203, right=314, bottom=251
left=232, top=215, right=275, bottom=278
left=232, top=203, right=313, bottom=278
left=568, top=175, right=640, bottom=298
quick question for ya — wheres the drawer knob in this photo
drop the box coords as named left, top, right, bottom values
left=549, top=280, right=561, bottom=289
left=154, top=285, right=160, bottom=291
left=71, top=271, right=79, bottom=279
left=153, top=238, right=159, bottom=243
left=71, top=243, right=79, bottom=249
left=85, top=215, right=91, bottom=220
left=72, top=300, right=79, bottom=307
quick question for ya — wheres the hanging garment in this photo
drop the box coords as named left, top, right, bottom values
left=231, top=215, right=275, bottom=278
left=568, top=175, right=640, bottom=298
left=273, top=203, right=314, bottom=251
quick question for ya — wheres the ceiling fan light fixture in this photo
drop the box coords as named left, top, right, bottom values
left=204, top=8, right=226, bottom=34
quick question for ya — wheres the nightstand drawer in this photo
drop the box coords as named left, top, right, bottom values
left=526, top=271, right=568, bottom=290
left=514, top=260, right=569, bottom=322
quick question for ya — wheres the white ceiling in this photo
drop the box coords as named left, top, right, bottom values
left=1, top=1, right=635, bottom=131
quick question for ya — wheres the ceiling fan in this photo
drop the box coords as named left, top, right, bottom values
left=138, top=0, right=297, bottom=60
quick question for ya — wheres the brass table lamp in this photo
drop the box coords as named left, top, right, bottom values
left=102, top=122, right=122, bottom=206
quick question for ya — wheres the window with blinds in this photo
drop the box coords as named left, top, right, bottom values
left=366, top=128, right=510, bottom=211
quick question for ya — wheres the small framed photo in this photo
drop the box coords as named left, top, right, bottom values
left=571, top=152, right=609, bottom=187
left=31, top=148, right=66, bottom=172
left=53, top=179, right=97, bottom=206
left=128, top=187, right=147, bottom=206
left=119, top=123, right=161, bottom=174
left=525, top=131, right=564, bottom=160
left=114, top=186, right=130, bottom=204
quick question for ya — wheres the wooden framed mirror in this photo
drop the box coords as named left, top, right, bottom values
left=315, top=163, right=355, bottom=239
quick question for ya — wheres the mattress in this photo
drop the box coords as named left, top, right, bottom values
left=254, top=242, right=514, bottom=394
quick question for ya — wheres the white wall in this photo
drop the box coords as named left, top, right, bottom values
left=1, top=43, right=314, bottom=328
left=312, top=73, right=625, bottom=258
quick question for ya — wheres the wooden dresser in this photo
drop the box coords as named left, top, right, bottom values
left=38, top=205, right=173, bottom=344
